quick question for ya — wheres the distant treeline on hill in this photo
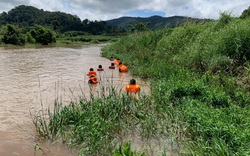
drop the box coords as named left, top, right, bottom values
left=106, top=15, right=211, bottom=31
left=0, top=5, right=125, bottom=35
left=0, top=5, right=213, bottom=35
left=0, top=5, right=249, bottom=46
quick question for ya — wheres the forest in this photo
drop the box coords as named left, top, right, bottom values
left=0, top=5, right=126, bottom=45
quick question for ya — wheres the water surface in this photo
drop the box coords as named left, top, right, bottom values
left=0, top=44, right=149, bottom=156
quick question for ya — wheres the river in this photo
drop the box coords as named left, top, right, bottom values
left=0, top=44, right=149, bottom=156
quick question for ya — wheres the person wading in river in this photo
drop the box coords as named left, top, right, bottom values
left=87, top=68, right=97, bottom=77
left=114, top=59, right=121, bottom=66
left=109, top=63, right=115, bottom=69
left=109, top=57, right=115, bottom=61
left=88, top=74, right=98, bottom=84
left=126, top=79, right=140, bottom=95
left=118, top=62, right=128, bottom=73
left=97, top=65, right=104, bottom=71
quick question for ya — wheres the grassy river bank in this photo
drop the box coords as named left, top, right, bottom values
left=33, top=14, right=250, bottom=156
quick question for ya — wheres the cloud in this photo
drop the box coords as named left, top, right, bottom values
left=0, top=0, right=249, bottom=21
left=0, top=0, right=29, bottom=13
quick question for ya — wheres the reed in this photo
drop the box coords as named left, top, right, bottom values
left=33, top=14, right=250, bottom=155
left=32, top=77, right=177, bottom=155
left=101, top=14, right=250, bottom=155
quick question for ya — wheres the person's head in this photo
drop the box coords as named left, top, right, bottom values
left=111, top=63, right=114, bottom=66
left=90, top=68, right=94, bottom=71
left=130, top=79, right=136, bottom=85
left=98, top=65, right=102, bottom=68
left=119, top=62, right=122, bottom=65
left=110, top=57, right=113, bottom=59
left=117, top=58, right=120, bottom=60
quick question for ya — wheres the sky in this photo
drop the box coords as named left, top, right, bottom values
left=0, top=0, right=249, bottom=21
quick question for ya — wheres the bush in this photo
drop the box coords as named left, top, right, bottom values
left=30, top=25, right=56, bottom=45
left=1, top=24, right=26, bottom=45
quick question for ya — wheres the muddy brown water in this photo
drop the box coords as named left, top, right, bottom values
left=0, top=44, right=150, bottom=156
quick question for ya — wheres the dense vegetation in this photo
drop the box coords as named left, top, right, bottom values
left=0, top=5, right=124, bottom=46
left=0, top=5, right=123, bottom=35
left=33, top=6, right=250, bottom=156
left=106, top=15, right=210, bottom=31
left=101, top=13, right=250, bottom=155
left=0, top=5, right=210, bottom=46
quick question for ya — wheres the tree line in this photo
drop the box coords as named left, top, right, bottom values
left=1, top=5, right=249, bottom=46
left=0, top=5, right=125, bottom=34
left=0, top=5, right=126, bottom=45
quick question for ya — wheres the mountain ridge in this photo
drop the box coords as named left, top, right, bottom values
left=105, top=15, right=212, bottom=30
left=0, top=5, right=212, bottom=33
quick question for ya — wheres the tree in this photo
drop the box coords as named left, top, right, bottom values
left=1, top=24, right=25, bottom=45
left=240, top=6, right=250, bottom=19
left=30, top=25, right=56, bottom=45
left=25, top=32, right=35, bottom=43
left=128, top=22, right=149, bottom=32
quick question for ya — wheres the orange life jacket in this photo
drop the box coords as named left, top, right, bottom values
left=126, top=84, right=140, bottom=93
left=87, top=71, right=97, bottom=77
left=119, top=64, right=128, bottom=72
left=88, top=76, right=98, bottom=84
left=114, top=60, right=121, bottom=66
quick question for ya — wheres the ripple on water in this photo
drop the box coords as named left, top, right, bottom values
left=0, top=45, right=150, bottom=156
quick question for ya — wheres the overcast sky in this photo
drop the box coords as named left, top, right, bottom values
left=0, top=0, right=249, bottom=21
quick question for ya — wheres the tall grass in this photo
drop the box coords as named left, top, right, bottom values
left=33, top=13, right=250, bottom=155
left=32, top=79, right=179, bottom=155
left=101, top=13, right=250, bottom=155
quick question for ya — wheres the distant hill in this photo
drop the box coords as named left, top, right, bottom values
left=0, top=5, right=83, bottom=32
left=0, top=5, right=122, bottom=35
left=105, top=15, right=211, bottom=30
left=0, top=5, right=212, bottom=34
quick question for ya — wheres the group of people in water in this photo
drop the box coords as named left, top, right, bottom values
left=87, top=57, right=140, bottom=94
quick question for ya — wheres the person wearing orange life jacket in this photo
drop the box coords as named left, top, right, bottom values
left=97, top=65, right=104, bottom=71
left=114, top=59, right=121, bottom=66
left=88, top=74, right=98, bottom=84
left=118, top=62, right=128, bottom=72
left=126, top=79, right=140, bottom=94
left=87, top=68, right=97, bottom=77
left=109, top=63, right=115, bottom=69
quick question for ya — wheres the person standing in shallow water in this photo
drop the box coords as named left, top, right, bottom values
left=97, top=65, right=104, bottom=71
left=87, top=68, right=97, bottom=77
left=88, top=74, right=98, bottom=84
left=109, top=57, right=114, bottom=61
left=109, top=63, right=115, bottom=69
left=126, top=79, right=140, bottom=95
left=118, top=62, right=128, bottom=72
left=114, top=59, right=121, bottom=66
